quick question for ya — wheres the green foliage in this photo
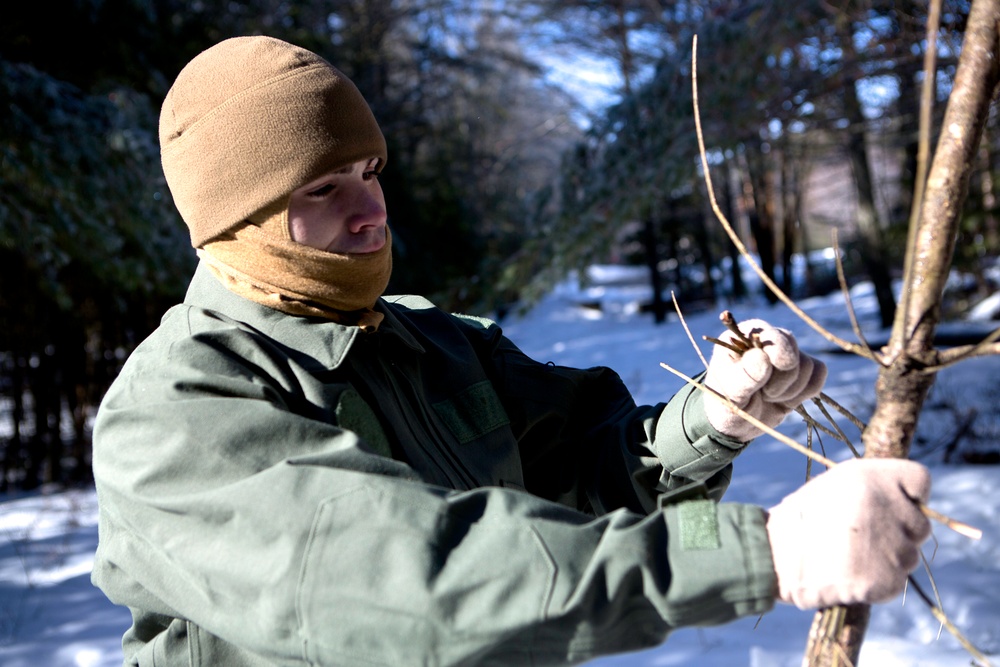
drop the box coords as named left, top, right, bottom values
left=0, top=54, right=194, bottom=489
left=0, top=60, right=192, bottom=309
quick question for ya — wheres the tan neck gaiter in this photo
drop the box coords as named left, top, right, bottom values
left=198, top=205, right=392, bottom=332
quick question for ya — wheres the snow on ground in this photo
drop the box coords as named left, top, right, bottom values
left=1, top=271, right=999, bottom=666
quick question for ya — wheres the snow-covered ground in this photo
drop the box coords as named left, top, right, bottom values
left=1, top=270, right=999, bottom=667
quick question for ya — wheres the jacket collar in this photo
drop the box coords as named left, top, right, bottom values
left=183, top=261, right=424, bottom=370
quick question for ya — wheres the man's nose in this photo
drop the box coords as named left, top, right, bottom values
left=347, top=185, right=386, bottom=232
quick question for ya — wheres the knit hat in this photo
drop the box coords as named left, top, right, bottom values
left=159, top=36, right=388, bottom=248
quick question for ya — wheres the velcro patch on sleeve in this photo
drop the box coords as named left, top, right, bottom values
left=677, top=500, right=722, bottom=551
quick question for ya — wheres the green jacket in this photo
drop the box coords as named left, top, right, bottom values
left=92, top=263, right=776, bottom=667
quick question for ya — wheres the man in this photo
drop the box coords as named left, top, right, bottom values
left=91, top=36, right=931, bottom=666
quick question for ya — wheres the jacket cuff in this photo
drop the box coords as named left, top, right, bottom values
left=661, top=500, right=777, bottom=626
left=654, top=380, right=748, bottom=483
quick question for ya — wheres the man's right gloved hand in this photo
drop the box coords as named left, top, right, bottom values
left=703, top=318, right=827, bottom=442
left=765, top=458, right=933, bottom=610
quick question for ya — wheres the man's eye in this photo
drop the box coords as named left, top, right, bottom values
left=307, top=184, right=335, bottom=198
left=362, top=170, right=379, bottom=181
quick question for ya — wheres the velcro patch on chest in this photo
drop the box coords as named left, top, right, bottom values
left=432, top=380, right=511, bottom=444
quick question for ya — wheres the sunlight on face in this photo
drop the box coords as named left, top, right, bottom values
left=287, top=158, right=387, bottom=254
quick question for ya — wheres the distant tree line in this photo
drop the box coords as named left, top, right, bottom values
left=505, top=0, right=998, bottom=328
left=1, top=0, right=997, bottom=491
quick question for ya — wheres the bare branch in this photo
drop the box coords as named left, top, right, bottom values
left=927, top=327, right=1000, bottom=370
left=690, top=36, right=883, bottom=364
left=702, top=335, right=746, bottom=355
left=818, top=392, right=867, bottom=433
left=795, top=405, right=842, bottom=442
left=894, top=0, right=943, bottom=346
left=672, top=292, right=709, bottom=370
left=720, top=310, right=753, bottom=348
left=811, top=396, right=863, bottom=459
left=907, top=576, right=995, bottom=666
left=920, top=505, right=983, bottom=540
left=832, top=230, right=876, bottom=359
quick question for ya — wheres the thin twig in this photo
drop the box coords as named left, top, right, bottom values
left=920, top=504, right=983, bottom=540
left=721, top=310, right=754, bottom=348
left=673, top=291, right=709, bottom=369
left=795, top=405, right=842, bottom=441
left=805, top=413, right=815, bottom=481
left=702, top=335, right=746, bottom=355
left=831, top=229, right=876, bottom=359
left=907, top=575, right=995, bottom=666
left=926, top=329, right=1000, bottom=370
left=714, top=309, right=856, bottom=458
left=917, top=551, right=945, bottom=632
left=818, top=392, right=868, bottom=433
left=690, top=35, right=882, bottom=364
left=811, top=396, right=863, bottom=459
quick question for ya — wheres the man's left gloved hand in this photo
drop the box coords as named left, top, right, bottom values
left=704, top=318, right=827, bottom=441
left=765, top=458, right=933, bottom=610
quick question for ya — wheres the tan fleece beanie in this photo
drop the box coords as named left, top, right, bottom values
left=160, top=35, right=387, bottom=248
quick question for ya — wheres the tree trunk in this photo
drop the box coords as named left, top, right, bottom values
left=977, top=133, right=999, bottom=257
left=781, top=150, right=800, bottom=296
left=803, top=0, right=1000, bottom=663
left=744, top=145, right=779, bottom=304
left=723, top=164, right=747, bottom=300
left=839, top=18, right=898, bottom=329
left=694, top=212, right=719, bottom=307
left=976, top=135, right=998, bottom=290
left=643, top=216, right=668, bottom=324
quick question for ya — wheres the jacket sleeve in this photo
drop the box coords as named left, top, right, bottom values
left=456, top=316, right=749, bottom=516
left=92, top=308, right=775, bottom=667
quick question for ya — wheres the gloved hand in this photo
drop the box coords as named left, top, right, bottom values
left=765, top=458, right=933, bottom=610
left=704, top=318, right=827, bottom=440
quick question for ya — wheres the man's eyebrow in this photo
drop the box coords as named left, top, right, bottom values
left=331, top=164, right=355, bottom=174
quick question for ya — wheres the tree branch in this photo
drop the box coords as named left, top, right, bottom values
left=899, top=0, right=1000, bottom=354
left=690, top=36, right=884, bottom=364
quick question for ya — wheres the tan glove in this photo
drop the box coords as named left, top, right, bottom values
left=704, top=318, right=827, bottom=441
left=765, top=458, right=933, bottom=610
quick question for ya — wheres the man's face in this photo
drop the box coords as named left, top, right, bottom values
left=287, top=158, right=387, bottom=253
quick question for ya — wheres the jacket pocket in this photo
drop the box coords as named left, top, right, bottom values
left=188, top=622, right=278, bottom=666
left=142, top=618, right=190, bottom=667
left=296, top=484, right=556, bottom=666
